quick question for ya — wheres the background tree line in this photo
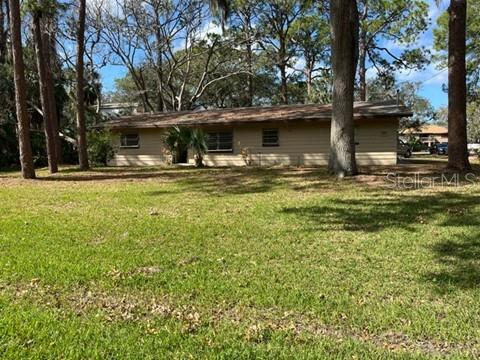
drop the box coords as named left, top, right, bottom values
left=97, top=0, right=431, bottom=111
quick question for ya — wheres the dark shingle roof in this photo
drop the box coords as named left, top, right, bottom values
left=102, top=101, right=412, bottom=130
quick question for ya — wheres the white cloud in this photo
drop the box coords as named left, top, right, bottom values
left=185, top=21, right=224, bottom=48
left=196, top=21, right=223, bottom=40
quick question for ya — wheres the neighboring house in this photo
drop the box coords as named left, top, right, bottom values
left=99, top=103, right=142, bottom=119
left=403, top=125, right=448, bottom=147
left=102, top=100, right=412, bottom=167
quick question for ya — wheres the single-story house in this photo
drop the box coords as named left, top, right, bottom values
left=102, top=100, right=412, bottom=167
left=403, top=125, right=448, bottom=147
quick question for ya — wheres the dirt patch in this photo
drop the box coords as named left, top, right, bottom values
left=107, top=266, right=162, bottom=280
left=1, top=280, right=201, bottom=333
left=2, top=280, right=479, bottom=357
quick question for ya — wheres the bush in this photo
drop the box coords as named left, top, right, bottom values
left=405, top=136, right=425, bottom=152
left=87, top=130, right=114, bottom=166
left=0, top=123, right=20, bottom=169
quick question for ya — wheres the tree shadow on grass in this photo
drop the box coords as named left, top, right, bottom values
left=281, top=191, right=480, bottom=291
left=33, top=166, right=339, bottom=196
left=425, top=233, right=480, bottom=292
left=32, top=167, right=280, bottom=195
left=28, top=159, right=480, bottom=195
left=281, top=192, right=480, bottom=232
left=159, top=168, right=339, bottom=195
left=140, top=170, right=281, bottom=196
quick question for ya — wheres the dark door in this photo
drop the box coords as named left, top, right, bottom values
left=177, top=147, right=188, bottom=163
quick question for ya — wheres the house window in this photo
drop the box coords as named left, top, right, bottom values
left=262, top=128, right=279, bottom=147
left=120, top=133, right=139, bottom=148
left=207, top=132, right=233, bottom=152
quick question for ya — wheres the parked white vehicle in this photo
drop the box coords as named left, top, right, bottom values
left=467, top=143, right=480, bottom=155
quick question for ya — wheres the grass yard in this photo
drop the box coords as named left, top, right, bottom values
left=1, top=161, right=480, bottom=359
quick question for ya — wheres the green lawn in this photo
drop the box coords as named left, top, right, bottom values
left=1, top=163, right=480, bottom=359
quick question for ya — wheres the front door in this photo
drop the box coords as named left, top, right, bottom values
left=177, top=146, right=188, bottom=164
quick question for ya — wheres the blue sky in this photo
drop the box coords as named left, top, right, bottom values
left=392, top=1, right=448, bottom=109
left=98, top=0, right=448, bottom=109
left=100, top=65, right=127, bottom=95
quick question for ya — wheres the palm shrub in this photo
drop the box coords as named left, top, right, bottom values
left=162, top=126, right=209, bottom=167
left=189, top=128, right=208, bottom=167
left=163, top=127, right=179, bottom=156
left=163, top=126, right=189, bottom=164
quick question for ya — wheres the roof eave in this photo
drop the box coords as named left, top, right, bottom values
left=103, top=112, right=412, bottom=130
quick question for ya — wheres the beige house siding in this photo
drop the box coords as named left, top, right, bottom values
left=355, top=119, right=399, bottom=165
left=109, top=129, right=168, bottom=166
left=110, top=118, right=399, bottom=167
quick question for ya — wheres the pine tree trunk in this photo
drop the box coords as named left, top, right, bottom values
left=43, top=24, right=62, bottom=164
left=33, top=11, right=58, bottom=173
left=154, top=16, right=164, bottom=112
left=0, top=0, right=6, bottom=62
left=328, top=0, right=359, bottom=177
left=358, top=29, right=367, bottom=101
left=447, top=0, right=470, bottom=171
left=279, top=34, right=288, bottom=105
left=305, top=57, right=314, bottom=104
left=246, top=40, right=254, bottom=107
left=244, top=12, right=254, bottom=107
left=155, top=60, right=164, bottom=112
left=76, top=0, right=89, bottom=170
left=280, top=65, right=288, bottom=104
left=8, top=0, right=35, bottom=179
left=306, top=70, right=312, bottom=103
left=358, top=0, right=368, bottom=101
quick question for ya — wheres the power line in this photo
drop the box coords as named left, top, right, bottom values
left=396, top=68, right=448, bottom=86
left=416, top=68, right=448, bottom=85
